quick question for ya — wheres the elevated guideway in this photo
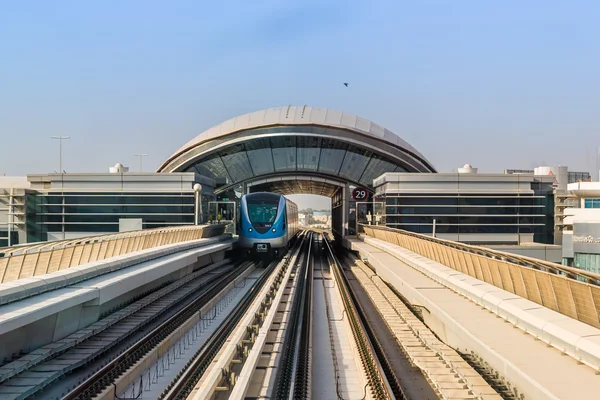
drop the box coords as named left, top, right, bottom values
left=348, top=225, right=600, bottom=400
left=0, top=224, right=234, bottom=375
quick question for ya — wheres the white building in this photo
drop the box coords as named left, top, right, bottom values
left=374, top=164, right=556, bottom=245
left=561, top=182, right=600, bottom=271
left=505, top=165, right=591, bottom=191
left=0, top=164, right=215, bottom=246
left=0, top=177, right=31, bottom=246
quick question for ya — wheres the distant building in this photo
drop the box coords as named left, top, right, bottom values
left=312, top=211, right=329, bottom=223
left=298, top=213, right=307, bottom=225
left=0, top=164, right=214, bottom=246
left=504, top=169, right=535, bottom=175
left=0, top=177, right=30, bottom=247
left=561, top=182, right=600, bottom=271
left=505, top=166, right=591, bottom=191
left=374, top=164, right=555, bottom=245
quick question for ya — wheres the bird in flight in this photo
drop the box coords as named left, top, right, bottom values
left=343, top=82, right=349, bottom=87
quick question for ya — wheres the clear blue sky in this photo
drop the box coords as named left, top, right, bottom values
left=1, top=1, right=599, bottom=208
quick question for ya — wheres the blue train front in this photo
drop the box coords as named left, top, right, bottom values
left=239, top=192, right=299, bottom=258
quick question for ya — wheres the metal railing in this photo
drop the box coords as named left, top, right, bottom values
left=361, top=224, right=600, bottom=329
left=0, top=224, right=228, bottom=284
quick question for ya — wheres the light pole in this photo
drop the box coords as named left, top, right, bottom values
left=193, top=183, right=203, bottom=225
left=51, top=136, right=70, bottom=173
left=134, top=153, right=148, bottom=172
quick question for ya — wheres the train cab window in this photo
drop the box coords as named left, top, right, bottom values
left=247, top=193, right=280, bottom=225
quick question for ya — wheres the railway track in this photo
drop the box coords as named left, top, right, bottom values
left=346, top=255, right=504, bottom=400
left=0, top=260, right=248, bottom=400
left=62, top=261, right=256, bottom=400
left=272, top=231, right=313, bottom=399
left=3, top=227, right=509, bottom=400
left=242, top=231, right=400, bottom=400
left=160, top=231, right=311, bottom=400
left=321, top=234, right=396, bottom=400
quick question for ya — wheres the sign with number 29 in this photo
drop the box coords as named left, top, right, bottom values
left=352, top=187, right=369, bottom=201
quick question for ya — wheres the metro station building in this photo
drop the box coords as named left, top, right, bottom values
left=157, top=106, right=437, bottom=239
left=0, top=106, right=557, bottom=248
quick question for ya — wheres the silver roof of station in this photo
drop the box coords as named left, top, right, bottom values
left=159, top=106, right=435, bottom=195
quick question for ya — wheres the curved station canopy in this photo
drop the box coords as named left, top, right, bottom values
left=158, top=106, right=436, bottom=196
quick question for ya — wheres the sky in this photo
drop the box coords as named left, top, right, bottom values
left=1, top=1, right=600, bottom=210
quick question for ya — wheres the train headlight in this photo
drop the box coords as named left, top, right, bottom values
left=248, top=228, right=253, bottom=232
left=272, top=228, right=276, bottom=232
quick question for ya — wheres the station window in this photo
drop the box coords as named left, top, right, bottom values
left=584, top=199, right=600, bottom=208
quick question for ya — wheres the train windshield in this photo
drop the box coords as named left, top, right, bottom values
left=246, top=194, right=280, bottom=224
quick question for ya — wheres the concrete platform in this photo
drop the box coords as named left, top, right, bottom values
left=0, top=237, right=234, bottom=364
left=348, top=237, right=600, bottom=400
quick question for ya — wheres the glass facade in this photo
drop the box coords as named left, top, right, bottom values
left=0, top=232, right=18, bottom=248
left=181, top=128, right=413, bottom=193
left=574, top=253, right=600, bottom=274
left=531, top=181, right=555, bottom=244
left=160, top=120, right=437, bottom=242
left=381, top=190, right=554, bottom=243
left=331, top=186, right=346, bottom=237
left=28, top=192, right=195, bottom=241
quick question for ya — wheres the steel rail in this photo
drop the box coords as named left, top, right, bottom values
left=161, top=232, right=310, bottom=399
left=0, top=259, right=240, bottom=397
left=339, top=255, right=409, bottom=399
left=317, top=233, right=350, bottom=400
left=63, top=261, right=254, bottom=400
left=323, top=234, right=395, bottom=400
left=291, top=233, right=314, bottom=399
left=272, top=231, right=313, bottom=399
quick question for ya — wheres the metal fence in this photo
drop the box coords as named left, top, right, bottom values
left=362, top=224, right=600, bottom=329
left=0, top=224, right=227, bottom=284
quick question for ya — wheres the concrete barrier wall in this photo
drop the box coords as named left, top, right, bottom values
left=0, top=224, right=230, bottom=284
left=0, top=235, right=232, bottom=306
left=0, top=239, right=234, bottom=363
left=362, top=225, right=600, bottom=329
left=352, top=239, right=562, bottom=400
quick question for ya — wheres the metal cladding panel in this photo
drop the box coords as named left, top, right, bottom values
left=563, top=232, right=574, bottom=258
left=324, top=109, right=343, bottom=125
left=383, top=128, right=399, bottom=145
left=369, top=122, right=385, bottom=138
left=220, top=117, right=237, bottom=137
left=264, top=108, right=281, bottom=125
left=283, top=106, right=297, bottom=121
left=233, top=112, right=251, bottom=131
left=340, top=112, right=357, bottom=128
left=295, top=105, right=310, bottom=122
left=249, top=109, right=267, bottom=127
left=355, top=117, right=372, bottom=133
left=307, top=107, right=327, bottom=124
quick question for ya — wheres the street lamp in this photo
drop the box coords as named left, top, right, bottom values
left=134, top=153, right=148, bottom=172
left=51, top=136, right=70, bottom=173
left=193, top=183, right=203, bottom=225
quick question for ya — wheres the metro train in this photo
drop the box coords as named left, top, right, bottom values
left=238, top=192, right=299, bottom=258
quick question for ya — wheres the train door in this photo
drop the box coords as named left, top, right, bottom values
left=208, top=201, right=237, bottom=235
